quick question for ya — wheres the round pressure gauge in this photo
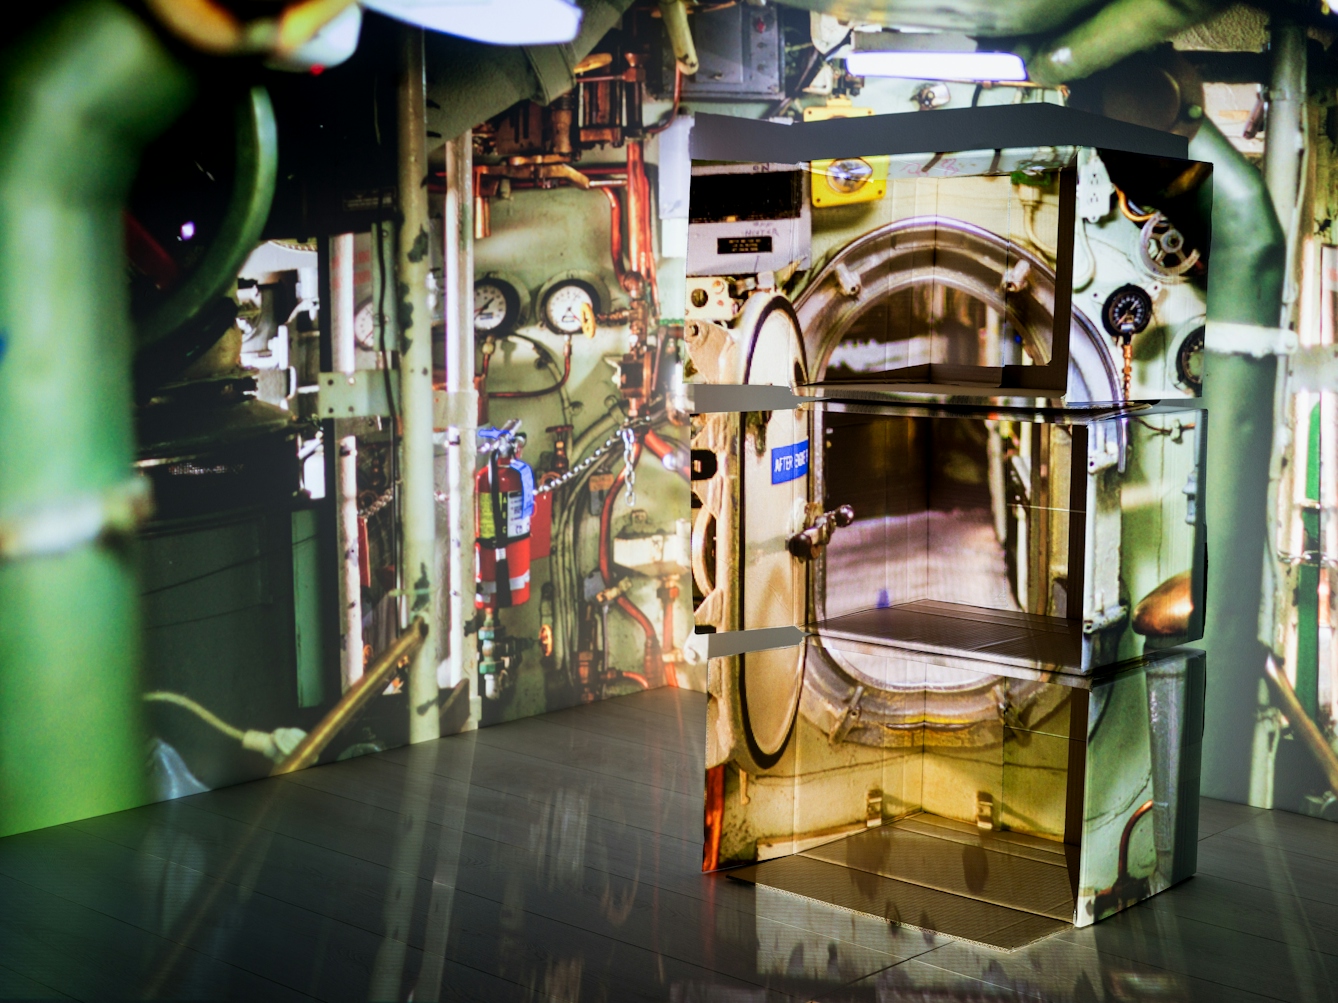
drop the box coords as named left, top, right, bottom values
left=354, top=300, right=376, bottom=350
left=1176, top=326, right=1204, bottom=392
left=1101, top=284, right=1154, bottom=341
left=474, top=277, right=521, bottom=333
left=541, top=279, right=599, bottom=335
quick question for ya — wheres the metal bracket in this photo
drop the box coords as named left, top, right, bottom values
left=316, top=370, right=392, bottom=418
left=1084, top=603, right=1128, bottom=635
left=1208, top=321, right=1298, bottom=358
left=689, top=383, right=803, bottom=414
left=704, top=625, right=805, bottom=658
left=828, top=684, right=865, bottom=745
left=1288, top=344, right=1338, bottom=392
left=433, top=389, right=478, bottom=431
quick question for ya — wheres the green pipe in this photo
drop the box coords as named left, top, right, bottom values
left=659, top=0, right=699, bottom=77
left=0, top=2, right=192, bottom=837
left=1297, top=403, right=1321, bottom=720
left=135, top=86, right=278, bottom=351
left=1187, top=118, right=1286, bottom=804
left=1027, top=0, right=1225, bottom=85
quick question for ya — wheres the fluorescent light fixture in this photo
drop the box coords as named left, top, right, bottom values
left=846, top=50, right=1027, bottom=82
left=362, top=0, right=582, bottom=46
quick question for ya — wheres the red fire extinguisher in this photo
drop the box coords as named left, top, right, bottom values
left=476, top=440, right=531, bottom=609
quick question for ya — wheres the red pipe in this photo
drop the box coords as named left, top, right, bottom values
left=598, top=441, right=664, bottom=682
left=620, top=672, right=651, bottom=689
left=643, top=429, right=689, bottom=481
left=702, top=764, right=726, bottom=871
left=488, top=337, right=572, bottom=399
left=124, top=212, right=180, bottom=290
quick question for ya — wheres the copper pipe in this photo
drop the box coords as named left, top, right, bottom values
left=1117, top=799, right=1155, bottom=877
left=660, top=576, right=679, bottom=688
left=603, top=186, right=627, bottom=289
left=540, top=162, right=592, bottom=189
left=1265, top=656, right=1338, bottom=792
left=646, top=65, right=684, bottom=136
left=472, top=165, right=491, bottom=239
left=1132, top=570, right=1194, bottom=636
left=626, top=139, right=647, bottom=281
left=271, top=618, right=429, bottom=775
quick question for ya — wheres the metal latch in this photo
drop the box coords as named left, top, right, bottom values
left=787, top=504, right=854, bottom=561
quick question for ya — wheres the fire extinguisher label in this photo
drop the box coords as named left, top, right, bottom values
left=770, top=439, right=809, bottom=484
left=478, top=491, right=531, bottom=541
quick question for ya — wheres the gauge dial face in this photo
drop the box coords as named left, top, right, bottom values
left=542, top=280, right=597, bottom=335
left=1176, top=326, right=1204, bottom=391
left=354, top=301, right=376, bottom=349
left=1101, top=284, right=1154, bottom=340
left=474, top=278, right=519, bottom=333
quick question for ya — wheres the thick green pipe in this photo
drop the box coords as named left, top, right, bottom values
left=1187, top=118, right=1286, bottom=803
left=1027, top=0, right=1225, bottom=85
left=135, top=86, right=277, bottom=351
left=0, top=2, right=192, bottom=837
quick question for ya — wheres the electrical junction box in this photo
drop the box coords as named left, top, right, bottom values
left=684, top=105, right=1212, bottom=942
left=687, top=164, right=811, bottom=278
left=677, top=2, right=784, bottom=101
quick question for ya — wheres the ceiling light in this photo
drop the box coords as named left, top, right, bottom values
left=845, top=50, right=1027, bottom=82
left=362, top=0, right=582, bottom=46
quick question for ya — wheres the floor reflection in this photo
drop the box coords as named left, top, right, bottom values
left=0, top=688, right=1333, bottom=1001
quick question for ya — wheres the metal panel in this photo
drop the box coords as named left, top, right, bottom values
left=680, top=3, right=783, bottom=100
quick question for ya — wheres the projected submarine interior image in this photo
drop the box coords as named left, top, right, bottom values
left=4, top=1, right=1338, bottom=1001
left=687, top=132, right=1212, bottom=941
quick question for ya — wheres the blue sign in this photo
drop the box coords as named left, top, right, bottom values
left=770, top=439, right=809, bottom=484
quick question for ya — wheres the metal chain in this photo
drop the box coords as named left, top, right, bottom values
left=359, top=487, right=396, bottom=519
left=535, top=417, right=650, bottom=497
left=621, top=426, right=638, bottom=505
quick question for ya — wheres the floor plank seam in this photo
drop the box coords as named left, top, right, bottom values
left=0, top=867, right=325, bottom=1002
left=271, top=771, right=703, bottom=849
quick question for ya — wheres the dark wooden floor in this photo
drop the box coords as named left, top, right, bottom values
left=1, top=687, right=1336, bottom=1001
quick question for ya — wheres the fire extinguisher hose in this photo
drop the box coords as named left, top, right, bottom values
left=489, top=451, right=512, bottom=607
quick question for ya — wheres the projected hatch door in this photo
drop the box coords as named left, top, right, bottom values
left=738, top=292, right=810, bottom=768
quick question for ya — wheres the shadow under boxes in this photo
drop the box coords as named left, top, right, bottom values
left=726, top=642, right=1205, bottom=944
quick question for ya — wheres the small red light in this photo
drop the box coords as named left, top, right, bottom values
left=754, top=18, right=766, bottom=32
left=309, top=64, right=325, bottom=76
